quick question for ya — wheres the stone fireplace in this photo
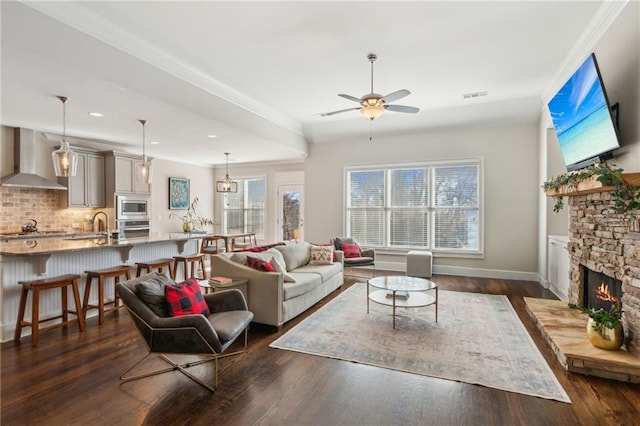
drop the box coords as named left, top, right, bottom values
left=567, top=191, right=640, bottom=358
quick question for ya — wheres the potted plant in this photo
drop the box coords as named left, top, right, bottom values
left=169, top=196, right=214, bottom=232
left=569, top=301, right=624, bottom=350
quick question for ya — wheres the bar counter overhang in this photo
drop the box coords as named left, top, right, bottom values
left=0, top=232, right=208, bottom=342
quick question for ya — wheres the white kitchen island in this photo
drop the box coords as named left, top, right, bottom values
left=0, top=232, right=206, bottom=342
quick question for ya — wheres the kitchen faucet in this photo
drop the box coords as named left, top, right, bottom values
left=89, top=211, right=110, bottom=238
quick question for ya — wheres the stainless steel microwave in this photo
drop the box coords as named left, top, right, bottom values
left=116, top=196, right=150, bottom=220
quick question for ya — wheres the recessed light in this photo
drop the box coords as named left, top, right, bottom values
left=207, top=134, right=217, bottom=138
left=88, top=112, right=103, bottom=117
left=150, top=141, right=160, bottom=145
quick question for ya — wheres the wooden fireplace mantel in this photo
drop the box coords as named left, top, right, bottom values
left=545, top=173, right=640, bottom=197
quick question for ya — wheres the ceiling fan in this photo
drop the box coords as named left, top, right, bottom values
left=321, top=53, right=420, bottom=121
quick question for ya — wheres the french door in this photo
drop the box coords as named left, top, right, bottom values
left=277, top=185, right=304, bottom=242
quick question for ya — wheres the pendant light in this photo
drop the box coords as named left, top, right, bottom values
left=135, top=119, right=152, bottom=184
left=216, top=152, right=238, bottom=193
left=51, top=96, right=79, bottom=177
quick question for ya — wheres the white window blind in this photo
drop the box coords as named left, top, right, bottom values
left=345, top=160, right=481, bottom=255
left=223, top=177, right=265, bottom=238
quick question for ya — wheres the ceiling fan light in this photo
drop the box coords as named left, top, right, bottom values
left=361, top=105, right=384, bottom=120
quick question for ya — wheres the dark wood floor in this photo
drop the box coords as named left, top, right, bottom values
left=2, top=271, right=640, bottom=425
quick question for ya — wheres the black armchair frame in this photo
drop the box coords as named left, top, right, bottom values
left=116, top=274, right=253, bottom=392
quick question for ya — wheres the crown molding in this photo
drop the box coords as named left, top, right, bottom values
left=541, top=0, right=629, bottom=103
left=21, top=1, right=303, bottom=136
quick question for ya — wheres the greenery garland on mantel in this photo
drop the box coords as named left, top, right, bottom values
left=542, top=162, right=640, bottom=220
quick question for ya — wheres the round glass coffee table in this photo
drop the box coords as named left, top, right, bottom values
left=367, top=275, right=438, bottom=329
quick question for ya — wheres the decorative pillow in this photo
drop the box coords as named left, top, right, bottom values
left=134, top=273, right=174, bottom=317
left=269, top=257, right=297, bottom=283
left=340, top=241, right=361, bottom=259
left=312, top=243, right=338, bottom=262
left=247, top=255, right=276, bottom=272
left=230, top=251, right=274, bottom=266
left=333, top=237, right=355, bottom=251
left=275, top=243, right=311, bottom=271
left=309, top=245, right=334, bottom=265
left=164, top=278, right=210, bottom=317
left=246, top=242, right=286, bottom=252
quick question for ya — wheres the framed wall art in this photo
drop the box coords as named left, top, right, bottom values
left=169, top=177, right=190, bottom=209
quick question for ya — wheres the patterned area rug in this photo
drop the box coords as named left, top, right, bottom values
left=270, top=284, right=570, bottom=403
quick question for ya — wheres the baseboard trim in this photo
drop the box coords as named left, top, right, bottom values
left=373, top=261, right=539, bottom=282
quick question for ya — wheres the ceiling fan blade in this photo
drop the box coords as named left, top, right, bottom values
left=338, top=94, right=362, bottom=103
left=385, top=104, right=420, bottom=113
left=382, top=89, right=410, bottom=103
left=320, top=107, right=361, bottom=117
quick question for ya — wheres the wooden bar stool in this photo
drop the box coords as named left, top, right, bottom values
left=14, top=274, right=86, bottom=346
left=200, top=236, right=225, bottom=255
left=173, top=254, right=207, bottom=281
left=135, top=258, right=175, bottom=279
left=83, top=265, right=132, bottom=325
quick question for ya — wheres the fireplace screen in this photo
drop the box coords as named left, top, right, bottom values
left=583, top=268, right=623, bottom=311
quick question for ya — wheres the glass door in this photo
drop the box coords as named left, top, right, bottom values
left=278, top=185, right=304, bottom=242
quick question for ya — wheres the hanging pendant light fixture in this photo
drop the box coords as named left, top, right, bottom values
left=135, top=119, right=152, bottom=184
left=51, top=96, right=79, bottom=177
left=216, top=152, right=238, bottom=193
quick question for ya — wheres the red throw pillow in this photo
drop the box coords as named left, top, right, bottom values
left=247, top=255, right=276, bottom=272
left=340, top=242, right=361, bottom=259
left=165, top=278, right=210, bottom=317
left=246, top=242, right=286, bottom=253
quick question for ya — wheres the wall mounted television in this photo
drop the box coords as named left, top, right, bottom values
left=547, top=53, right=621, bottom=172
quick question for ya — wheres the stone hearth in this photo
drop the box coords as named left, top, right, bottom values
left=567, top=191, right=640, bottom=358
left=525, top=298, right=640, bottom=383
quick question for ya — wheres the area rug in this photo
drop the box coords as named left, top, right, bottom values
left=270, top=284, right=571, bottom=403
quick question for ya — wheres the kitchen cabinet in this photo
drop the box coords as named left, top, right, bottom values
left=58, top=151, right=105, bottom=208
left=105, top=152, right=151, bottom=200
left=548, top=235, right=569, bottom=301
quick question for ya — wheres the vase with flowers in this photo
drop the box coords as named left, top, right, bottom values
left=169, top=196, right=214, bottom=232
left=569, top=285, right=624, bottom=351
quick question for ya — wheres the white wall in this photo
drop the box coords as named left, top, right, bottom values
left=150, top=158, right=216, bottom=234
left=305, top=123, right=540, bottom=279
left=538, top=0, right=640, bottom=281
left=212, top=161, right=305, bottom=245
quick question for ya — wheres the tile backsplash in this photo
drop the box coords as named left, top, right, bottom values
left=1, top=187, right=95, bottom=233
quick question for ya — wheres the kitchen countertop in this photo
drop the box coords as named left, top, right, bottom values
left=0, top=232, right=208, bottom=256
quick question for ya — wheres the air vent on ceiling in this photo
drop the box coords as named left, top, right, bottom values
left=462, top=91, right=489, bottom=99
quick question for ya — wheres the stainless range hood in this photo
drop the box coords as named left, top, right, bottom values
left=1, top=128, right=67, bottom=190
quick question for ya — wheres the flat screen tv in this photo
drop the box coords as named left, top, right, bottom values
left=547, top=53, right=621, bottom=171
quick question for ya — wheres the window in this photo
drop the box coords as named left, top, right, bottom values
left=345, top=160, right=481, bottom=255
left=223, top=177, right=265, bottom=238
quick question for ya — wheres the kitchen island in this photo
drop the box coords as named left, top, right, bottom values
left=0, top=232, right=207, bottom=342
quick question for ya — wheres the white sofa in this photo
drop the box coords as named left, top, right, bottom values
left=209, top=242, right=344, bottom=328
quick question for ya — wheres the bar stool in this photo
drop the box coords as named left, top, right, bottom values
left=232, top=235, right=257, bottom=251
left=173, top=254, right=207, bottom=281
left=200, top=236, right=225, bottom=255
left=83, top=265, right=132, bottom=325
left=135, top=258, right=175, bottom=279
left=14, top=274, right=86, bottom=346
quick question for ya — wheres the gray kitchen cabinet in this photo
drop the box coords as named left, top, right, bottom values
left=105, top=152, right=151, bottom=202
left=58, top=151, right=105, bottom=208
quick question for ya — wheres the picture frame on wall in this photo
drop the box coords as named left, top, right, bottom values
left=169, top=177, right=190, bottom=209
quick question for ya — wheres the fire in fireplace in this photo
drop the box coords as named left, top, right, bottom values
left=583, top=267, right=623, bottom=312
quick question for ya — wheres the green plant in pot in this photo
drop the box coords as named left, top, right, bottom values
left=169, top=196, right=214, bottom=232
left=569, top=286, right=624, bottom=351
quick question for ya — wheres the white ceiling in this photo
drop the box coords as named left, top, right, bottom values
left=0, top=1, right=616, bottom=167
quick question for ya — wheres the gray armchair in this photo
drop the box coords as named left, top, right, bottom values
left=332, top=237, right=376, bottom=277
left=115, top=272, right=253, bottom=392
